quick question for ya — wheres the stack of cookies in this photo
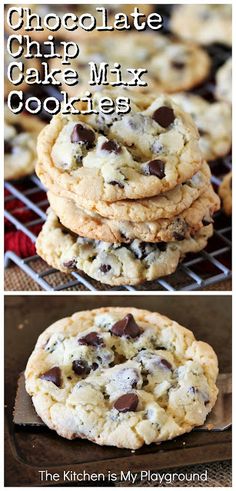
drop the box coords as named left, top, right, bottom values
left=36, top=90, right=220, bottom=286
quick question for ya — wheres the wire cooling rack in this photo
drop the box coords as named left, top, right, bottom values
left=4, top=5, right=232, bottom=291
left=4, top=163, right=232, bottom=291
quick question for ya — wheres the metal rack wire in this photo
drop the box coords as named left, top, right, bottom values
left=4, top=168, right=231, bottom=291
left=4, top=5, right=232, bottom=291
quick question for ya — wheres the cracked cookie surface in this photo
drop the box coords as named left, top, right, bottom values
left=36, top=209, right=213, bottom=286
left=37, top=93, right=203, bottom=202
left=25, top=307, right=218, bottom=449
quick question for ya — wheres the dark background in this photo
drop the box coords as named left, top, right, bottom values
left=5, top=294, right=232, bottom=379
left=5, top=295, right=232, bottom=485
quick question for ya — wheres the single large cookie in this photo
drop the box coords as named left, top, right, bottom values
left=215, top=59, right=232, bottom=105
left=36, top=209, right=213, bottom=286
left=50, top=31, right=210, bottom=96
left=47, top=186, right=220, bottom=243
left=4, top=106, right=45, bottom=180
left=36, top=161, right=211, bottom=222
left=37, top=94, right=203, bottom=202
left=219, top=172, right=232, bottom=216
left=171, top=93, right=232, bottom=161
left=170, top=5, right=232, bottom=46
left=25, top=306, right=218, bottom=449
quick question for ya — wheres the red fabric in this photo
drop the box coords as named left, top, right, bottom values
left=4, top=188, right=45, bottom=258
left=5, top=230, right=37, bottom=257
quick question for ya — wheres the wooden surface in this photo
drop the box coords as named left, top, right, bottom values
left=5, top=296, right=232, bottom=486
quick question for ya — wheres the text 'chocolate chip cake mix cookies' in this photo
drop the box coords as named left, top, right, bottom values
left=36, top=90, right=220, bottom=285
left=50, top=31, right=211, bottom=96
left=25, top=307, right=219, bottom=449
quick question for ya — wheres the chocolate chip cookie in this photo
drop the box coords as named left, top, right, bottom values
left=37, top=93, right=203, bottom=202
left=219, top=172, right=232, bottom=216
left=170, top=4, right=232, bottom=46
left=4, top=105, right=45, bottom=180
left=36, top=209, right=214, bottom=286
left=25, top=306, right=218, bottom=449
left=47, top=185, right=220, bottom=243
left=36, top=161, right=211, bottom=222
left=50, top=31, right=210, bottom=96
left=171, top=93, right=232, bottom=161
left=215, top=58, right=232, bottom=105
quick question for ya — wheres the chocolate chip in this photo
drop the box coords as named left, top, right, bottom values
left=173, top=231, right=185, bottom=241
left=147, top=160, right=165, bottom=179
left=128, top=118, right=139, bottom=130
left=13, top=122, right=24, bottom=133
left=157, top=242, right=167, bottom=252
left=75, top=154, right=82, bottom=164
left=101, top=140, right=122, bottom=154
left=198, top=128, right=207, bottom=136
left=142, top=377, right=149, bottom=387
left=100, top=264, right=111, bottom=273
left=117, top=354, right=127, bottom=364
left=71, top=124, right=95, bottom=148
left=108, top=180, right=125, bottom=189
left=136, top=242, right=149, bottom=260
left=40, top=367, right=62, bottom=387
left=202, top=218, right=212, bottom=226
left=91, top=362, right=99, bottom=371
left=63, top=259, right=77, bottom=269
left=119, top=231, right=130, bottom=241
left=114, top=393, right=138, bottom=413
left=171, top=61, right=185, bottom=70
left=72, top=360, right=90, bottom=375
left=189, top=386, right=198, bottom=395
left=78, top=332, right=103, bottom=346
left=159, top=358, right=172, bottom=370
left=4, top=141, right=12, bottom=154
left=189, top=386, right=209, bottom=404
left=153, top=106, right=175, bottom=128
left=111, top=313, right=142, bottom=338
